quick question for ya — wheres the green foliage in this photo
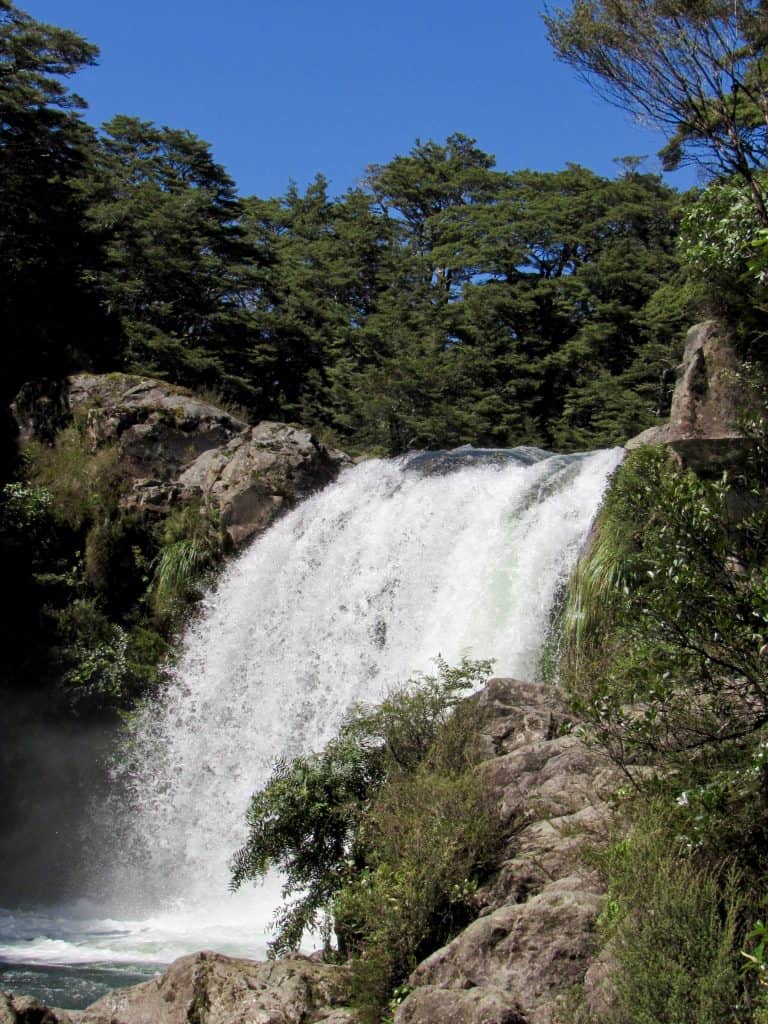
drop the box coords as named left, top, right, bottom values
left=544, top=1, right=768, bottom=223
left=82, top=115, right=261, bottom=403
left=231, top=733, right=383, bottom=956
left=336, top=767, right=500, bottom=1023
left=0, top=482, right=53, bottom=537
left=0, top=0, right=107, bottom=408
left=149, top=503, right=226, bottom=624
left=3, top=424, right=227, bottom=714
left=680, top=177, right=764, bottom=281
left=25, top=427, right=124, bottom=529
left=596, top=804, right=748, bottom=1024
left=230, top=656, right=497, bottom=1012
left=742, top=917, right=768, bottom=1023
left=558, top=440, right=768, bottom=1022
left=561, top=446, right=768, bottom=773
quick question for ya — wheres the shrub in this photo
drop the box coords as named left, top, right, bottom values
left=149, top=502, right=227, bottom=624
left=25, top=427, right=124, bottom=529
left=51, top=599, right=169, bottom=714
left=597, top=804, right=748, bottom=1024
left=560, top=446, right=768, bottom=775
left=230, top=657, right=500, bottom=1020
left=336, top=766, right=501, bottom=1023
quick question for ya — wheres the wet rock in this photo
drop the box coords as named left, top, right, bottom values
left=79, top=952, right=355, bottom=1024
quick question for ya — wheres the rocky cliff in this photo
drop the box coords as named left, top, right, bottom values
left=13, top=374, right=352, bottom=547
left=625, top=319, right=755, bottom=472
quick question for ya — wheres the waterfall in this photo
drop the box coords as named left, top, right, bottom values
left=0, top=446, right=622, bottom=979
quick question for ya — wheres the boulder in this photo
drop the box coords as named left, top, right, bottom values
left=67, top=374, right=249, bottom=483
left=0, top=991, right=81, bottom=1023
left=177, top=421, right=349, bottom=547
left=12, top=374, right=351, bottom=547
left=78, top=952, right=355, bottom=1024
left=625, top=320, right=756, bottom=472
left=395, top=987, right=526, bottom=1024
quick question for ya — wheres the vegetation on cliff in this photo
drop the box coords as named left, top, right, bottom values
left=555, top=437, right=768, bottom=1021
left=539, top=6, right=768, bottom=1016
left=0, top=420, right=227, bottom=716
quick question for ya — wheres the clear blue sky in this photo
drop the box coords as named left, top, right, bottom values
left=24, top=0, right=698, bottom=198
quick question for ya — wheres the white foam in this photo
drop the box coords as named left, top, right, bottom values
left=2, top=448, right=622, bottom=967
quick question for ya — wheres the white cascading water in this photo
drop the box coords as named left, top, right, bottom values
left=0, top=446, right=622, bottom=979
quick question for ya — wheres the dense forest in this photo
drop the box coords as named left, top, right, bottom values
left=0, top=0, right=701, bottom=471
left=0, top=0, right=706, bottom=717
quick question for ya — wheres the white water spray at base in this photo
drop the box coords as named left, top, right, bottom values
left=0, top=447, right=622, bottom=968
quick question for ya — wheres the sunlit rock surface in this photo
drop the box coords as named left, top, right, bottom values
left=13, top=373, right=351, bottom=546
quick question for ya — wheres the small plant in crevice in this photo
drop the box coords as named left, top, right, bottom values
left=149, top=501, right=228, bottom=625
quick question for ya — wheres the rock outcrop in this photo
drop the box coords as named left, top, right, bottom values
left=13, top=374, right=352, bottom=547
left=626, top=319, right=755, bottom=472
left=394, top=678, right=620, bottom=1024
left=76, top=953, right=355, bottom=1024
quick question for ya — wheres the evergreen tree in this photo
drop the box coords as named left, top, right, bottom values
left=544, top=0, right=768, bottom=222
left=244, top=179, right=396, bottom=431
left=83, top=115, right=260, bottom=402
left=0, top=1, right=105, bottom=414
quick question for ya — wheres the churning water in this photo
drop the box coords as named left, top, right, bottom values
left=0, top=446, right=622, bottom=1006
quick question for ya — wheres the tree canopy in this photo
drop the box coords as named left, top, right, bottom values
left=0, top=0, right=694, bottom=469
left=544, top=0, right=768, bottom=222
left=0, top=0, right=104, bottom=404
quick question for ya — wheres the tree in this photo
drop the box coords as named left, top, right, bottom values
left=230, top=658, right=492, bottom=957
left=0, top=1, right=105, bottom=416
left=365, top=133, right=503, bottom=299
left=83, top=115, right=260, bottom=401
left=457, top=164, right=686, bottom=448
left=243, top=178, right=397, bottom=428
left=544, top=1, right=768, bottom=223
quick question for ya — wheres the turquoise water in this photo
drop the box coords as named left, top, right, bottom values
left=0, top=960, right=160, bottom=1010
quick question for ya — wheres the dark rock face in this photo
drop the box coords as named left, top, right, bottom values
left=626, top=320, right=756, bottom=472
left=13, top=374, right=352, bottom=547
left=12, top=379, right=71, bottom=446
left=0, top=991, right=80, bottom=1023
